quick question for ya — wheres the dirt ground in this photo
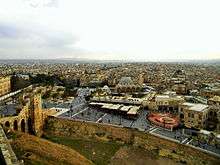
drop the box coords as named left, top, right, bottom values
left=110, top=146, right=180, bottom=165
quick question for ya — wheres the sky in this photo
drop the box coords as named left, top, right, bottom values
left=0, top=0, right=220, bottom=61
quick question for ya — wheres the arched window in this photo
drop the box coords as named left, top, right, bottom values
left=21, top=119, right=25, bottom=132
left=5, top=121, right=10, bottom=127
left=13, top=120, right=18, bottom=130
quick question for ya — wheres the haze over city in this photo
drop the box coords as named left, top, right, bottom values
left=1, top=1, right=220, bottom=165
left=0, top=0, right=220, bottom=61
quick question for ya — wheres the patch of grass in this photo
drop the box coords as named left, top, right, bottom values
left=6, top=131, right=21, bottom=140
left=10, top=132, right=93, bottom=165
left=44, top=135, right=123, bottom=165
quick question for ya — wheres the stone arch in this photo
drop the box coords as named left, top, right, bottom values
left=21, top=119, right=25, bottom=132
left=5, top=121, right=10, bottom=127
left=13, top=120, right=18, bottom=131
left=180, top=114, right=184, bottom=119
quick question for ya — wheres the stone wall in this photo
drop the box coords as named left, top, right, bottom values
left=44, top=117, right=220, bottom=164
left=0, top=91, right=44, bottom=137
left=44, top=117, right=133, bottom=143
left=0, top=125, right=23, bottom=165
left=0, top=76, right=11, bottom=97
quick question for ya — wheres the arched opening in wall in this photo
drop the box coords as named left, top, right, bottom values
left=13, top=120, right=18, bottom=131
left=5, top=121, right=10, bottom=127
left=21, top=119, right=25, bottom=132
left=28, top=117, right=34, bottom=134
left=180, top=114, right=184, bottom=119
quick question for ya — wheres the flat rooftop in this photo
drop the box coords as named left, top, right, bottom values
left=182, top=102, right=208, bottom=112
left=127, top=106, right=140, bottom=115
left=90, top=102, right=140, bottom=115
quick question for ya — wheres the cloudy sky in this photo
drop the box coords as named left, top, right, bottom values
left=0, top=0, right=220, bottom=61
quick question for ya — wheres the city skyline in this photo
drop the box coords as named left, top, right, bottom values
left=0, top=0, right=220, bottom=61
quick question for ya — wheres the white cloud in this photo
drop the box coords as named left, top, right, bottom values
left=0, top=0, right=220, bottom=60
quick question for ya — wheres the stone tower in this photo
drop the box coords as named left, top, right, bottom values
left=29, top=90, right=43, bottom=137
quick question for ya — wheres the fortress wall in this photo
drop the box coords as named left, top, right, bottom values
left=44, top=116, right=220, bottom=163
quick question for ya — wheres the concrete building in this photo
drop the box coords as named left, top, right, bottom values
left=155, top=94, right=185, bottom=113
left=0, top=76, right=11, bottom=96
left=169, top=70, right=188, bottom=95
left=207, top=105, right=220, bottom=132
left=208, top=95, right=220, bottom=106
left=179, top=103, right=209, bottom=129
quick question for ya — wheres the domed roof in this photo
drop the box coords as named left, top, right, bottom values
left=118, top=77, right=134, bottom=86
left=102, top=85, right=111, bottom=94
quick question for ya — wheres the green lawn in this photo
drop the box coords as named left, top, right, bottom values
left=44, top=135, right=123, bottom=165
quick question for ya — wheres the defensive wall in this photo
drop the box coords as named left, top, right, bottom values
left=0, top=125, right=23, bottom=165
left=0, top=92, right=44, bottom=137
left=44, top=116, right=220, bottom=164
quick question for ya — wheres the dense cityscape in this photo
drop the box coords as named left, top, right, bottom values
left=1, top=0, right=220, bottom=164
left=0, top=60, right=220, bottom=164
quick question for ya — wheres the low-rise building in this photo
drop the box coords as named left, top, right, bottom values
left=155, top=94, right=184, bottom=113
left=179, top=103, right=209, bottom=129
left=116, top=77, right=140, bottom=93
left=208, top=95, right=220, bottom=106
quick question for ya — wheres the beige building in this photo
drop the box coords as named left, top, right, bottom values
left=116, top=77, right=140, bottom=93
left=206, top=96, right=220, bottom=132
left=179, top=103, right=209, bottom=129
left=208, top=95, right=220, bottom=106
left=155, top=94, right=184, bottom=113
left=172, top=83, right=187, bottom=95
left=0, top=76, right=11, bottom=96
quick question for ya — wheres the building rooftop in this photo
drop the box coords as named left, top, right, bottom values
left=182, top=102, right=208, bottom=112
left=127, top=106, right=140, bottom=115
left=118, top=77, right=134, bottom=86
left=209, top=96, right=220, bottom=102
left=0, top=104, right=17, bottom=116
left=120, top=106, right=132, bottom=112
left=156, top=94, right=184, bottom=101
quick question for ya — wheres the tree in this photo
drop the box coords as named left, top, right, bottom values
left=42, top=91, right=51, bottom=99
left=11, top=75, right=31, bottom=91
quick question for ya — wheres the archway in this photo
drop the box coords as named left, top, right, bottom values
left=13, top=120, right=18, bottom=131
left=21, top=119, right=25, bottom=132
left=5, top=121, right=10, bottom=127
left=28, top=117, right=34, bottom=134
left=180, top=114, right=184, bottom=119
